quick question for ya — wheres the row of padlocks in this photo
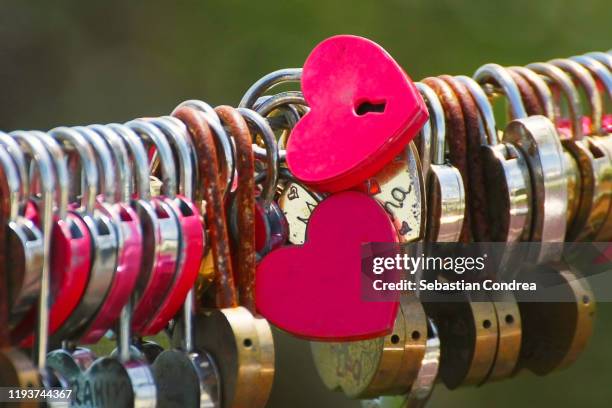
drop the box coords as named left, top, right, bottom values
left=0, top=35, right=611, bottom=407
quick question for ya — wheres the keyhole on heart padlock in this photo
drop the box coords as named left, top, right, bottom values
left=354, top=99, right=386, bottom=116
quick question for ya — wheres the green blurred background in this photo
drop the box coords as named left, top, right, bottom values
left=2, top=0, right=610, bottom=406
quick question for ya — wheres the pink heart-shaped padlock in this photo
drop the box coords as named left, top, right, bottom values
left=286, top=35, right=428, bottom=192
left=256, top=191, right=399, bottom=340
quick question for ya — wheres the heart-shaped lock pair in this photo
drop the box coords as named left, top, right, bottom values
left=286, top=35, right=428, bottom=192
left=256, top=190, right=400, bottom=340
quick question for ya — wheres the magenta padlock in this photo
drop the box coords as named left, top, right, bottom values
left=10, top=131, right=91, bottom=347
left=76, top=125, right=142, bottom=344
left=256, top=191, right=399, bottom=340
left=137, top=117, right=204, bottom=336
left=74, top=125, right=142, bottom=344
left=285, top=35, right=428, bottom=192
left=124, top=120, right=182, bottom=333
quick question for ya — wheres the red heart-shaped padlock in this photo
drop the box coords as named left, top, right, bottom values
left=256, top=191, right=399, bottom=340
left=286, top=35, right=428, bottom=192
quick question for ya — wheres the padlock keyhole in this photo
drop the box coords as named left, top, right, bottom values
left=355, top=99, right=386, bottom=116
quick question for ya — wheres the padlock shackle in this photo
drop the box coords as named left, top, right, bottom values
left=127, top=119, right=178, bottom=198
left=0, top=131, right=28, bottom=212
left=415, top=82, right=447, bottom=165
left=74, top=126, right=118, bottom=204
left=10, top=132, right=56, bottom=370
left=509, top=66, right=556, bottom=121
left=585, top=51, right=612, bottom=71
left=570, top=55, right=612, bottom=103
left=28, top=131, right=70, bottom=221
left=414, top=83, right=434, bottom=175
left=254, top=92, right=305, bottom=133
left=108, top=123, right=151, bottom=201
left=237, top=108, right=279, bottom=209
left=474, top=63, right=528, bottom=120
left=550, top=58, right=603, bottom=134
left=49, top=126, right=99, bottom=213
left=253, top=91, right=303, bottom=163
left=239, top=68, right=302, bottom=109
left=0, top=145, right=22, bottom=224
left=173, top=106, right=238, bottom=309
left=148, top=116, right=195, bottom=200
left=526, top=62, right=584, bottom=141
left=254, top=91, right=306, bottom=117
left=89, top=124, right=133, bottom=203
left=455, top=75, right=498, bottom=146
left=174, top=100, right=234, bottom=196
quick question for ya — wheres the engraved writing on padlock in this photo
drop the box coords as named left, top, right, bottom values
left=311, top=297, right=427, bottom=399
left=357, top=143, right=425, bottom=243
left=277, top=177, right=321, bottom=245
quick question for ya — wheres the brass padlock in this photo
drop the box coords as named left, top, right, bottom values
left=360, top=318, right=441, bottom=408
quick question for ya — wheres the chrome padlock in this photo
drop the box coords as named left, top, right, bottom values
left=0, top=131, right=44, bottom=327
left=509, top=65, right=583, bottom=232
left=0, top=143, right=43, bottom=401
left=473, top=64, right=533, bottom=243
left=526, top=62, right=599, bottom=242
left=13, top=132, right=74, bottom=401
left=49, top=127, right=118, bottom=343
left=417, top=82, right=465, bottom=243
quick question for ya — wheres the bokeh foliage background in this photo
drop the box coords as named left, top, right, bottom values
left=2, top=0, right=611, bottom=406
